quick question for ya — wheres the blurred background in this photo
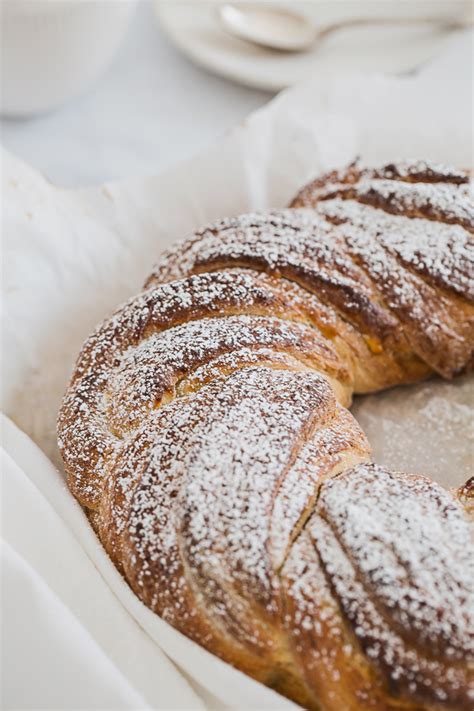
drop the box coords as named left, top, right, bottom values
left=1, top=0, right=472, bottom=187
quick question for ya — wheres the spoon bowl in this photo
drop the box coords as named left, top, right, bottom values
left=218, top=3, right=316, bottom=52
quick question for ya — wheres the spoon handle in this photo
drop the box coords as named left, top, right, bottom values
left=317, top=15, right=472, bottom=41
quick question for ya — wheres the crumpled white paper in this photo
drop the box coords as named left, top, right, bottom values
left=2, top=31, right=473, bottom=711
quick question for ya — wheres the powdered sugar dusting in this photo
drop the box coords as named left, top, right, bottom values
left=299, top=178, right=474, bottom=232
left=148, top=163, right=473, bottom=378
left=316, top=199, right=473, bottom=301
left=292, top=157, right=473, bottom=230
left=106, top=313, right=349, bottom=434
left=318, top=464, right=473, bottom=655
left=57, top=159, right=474, bottom=709
left=304, top=464, right=474, bottom=703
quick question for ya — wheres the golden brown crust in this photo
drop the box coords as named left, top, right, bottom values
left=456, top=476, right=474, bottom=518
left=282, top=466, right=473, bottom=710
left=58, top=160, right=474, bottom=710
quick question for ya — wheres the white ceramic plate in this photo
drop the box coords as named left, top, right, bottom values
left=153, top=0, right=469, bottom=92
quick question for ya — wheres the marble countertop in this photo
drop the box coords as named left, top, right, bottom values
left=0, top=1, right=271, bottom=188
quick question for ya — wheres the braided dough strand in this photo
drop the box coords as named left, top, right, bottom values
left=58, top=160, right=474, bottom=710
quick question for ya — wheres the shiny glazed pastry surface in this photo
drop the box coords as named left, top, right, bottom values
left=58, top=160, right=474, bottom=710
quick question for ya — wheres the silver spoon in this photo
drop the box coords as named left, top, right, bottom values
left=217, top=3, right=471, bottom=53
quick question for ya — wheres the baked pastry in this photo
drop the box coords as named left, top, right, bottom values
left=58, top=159, right=474, bottom=710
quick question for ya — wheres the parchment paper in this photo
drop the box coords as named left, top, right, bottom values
left=2, top=31, right=473, bottom=709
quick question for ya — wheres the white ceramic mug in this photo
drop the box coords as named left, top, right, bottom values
left=1, top=0, right=137, bottom=117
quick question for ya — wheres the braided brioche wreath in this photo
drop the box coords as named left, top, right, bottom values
left=58, top=160, right=473, bottom=710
